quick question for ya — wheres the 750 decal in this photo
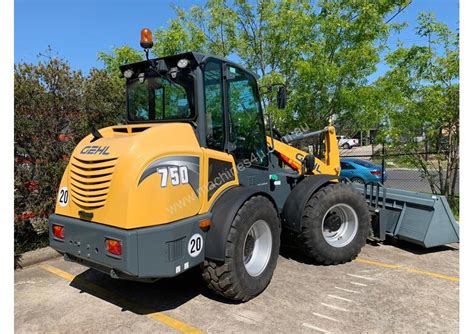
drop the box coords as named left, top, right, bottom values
left=157, top=166, right=189, bottom=187
left=138, top=156, right=200, bottom=195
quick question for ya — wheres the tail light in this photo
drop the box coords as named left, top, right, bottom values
left=105, top=238, right=122, bottom=256
left=52, top=224, right=65, bottom=239
left=371, top=170, right=382, bottom=175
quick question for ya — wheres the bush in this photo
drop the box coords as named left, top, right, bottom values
left=14, top=52, right=125, bottom=256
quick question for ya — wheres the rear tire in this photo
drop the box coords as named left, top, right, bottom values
left=343, top=143, right=350, bottom=149
left=299, top=183, right=369, bottom=264
left=202, top=196, right=281, bottom=301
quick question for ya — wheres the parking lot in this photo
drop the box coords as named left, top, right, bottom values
left=15, top=241, right=459, bottom=333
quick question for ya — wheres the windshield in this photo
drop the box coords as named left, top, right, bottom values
left=127, top=74, right=194, bottom=122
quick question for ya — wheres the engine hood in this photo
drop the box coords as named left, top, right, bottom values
left=55, top=123, right=205, bottom=229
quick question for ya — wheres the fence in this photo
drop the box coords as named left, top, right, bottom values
left=299, top=138, right=459, bottom=217
left=339, top=144, right=459, bottom=195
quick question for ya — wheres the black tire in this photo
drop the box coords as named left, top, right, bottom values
left=343, top=143, right=350, bottom=149
left=202, top=196, right=281, bottom=301
left=298, top=183, right=370, bottom=264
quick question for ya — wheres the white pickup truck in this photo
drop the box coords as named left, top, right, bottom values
left=337, top=135, right=359, bottom=149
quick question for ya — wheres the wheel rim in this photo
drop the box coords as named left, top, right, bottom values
left=322, top=204, right=358, bottom=248
left=352, top=178, right=364, bottom=184
left=243, top=220, right=272, bottom=277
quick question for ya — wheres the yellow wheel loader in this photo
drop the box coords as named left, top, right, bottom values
left=48, top=29, right=370, bottom=302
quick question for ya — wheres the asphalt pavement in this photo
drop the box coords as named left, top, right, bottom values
left=15, top=241, right=459, bottom=333
left=384, top=169, right=459, bottom=194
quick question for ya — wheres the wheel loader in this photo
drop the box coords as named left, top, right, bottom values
left=48, top=29, right=373, bottom=301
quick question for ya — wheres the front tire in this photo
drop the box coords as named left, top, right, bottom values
left=299, top=183, right=369, bottom=264
left=202, top=196, right=281, bottom=301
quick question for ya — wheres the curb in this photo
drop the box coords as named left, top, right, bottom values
left=17, top=246, right=61, bottom=268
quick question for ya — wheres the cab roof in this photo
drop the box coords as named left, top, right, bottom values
left=119, top=51, right=258, bottom=80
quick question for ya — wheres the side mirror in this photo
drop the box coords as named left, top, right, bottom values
left=277, top=86, right=287, bottom=109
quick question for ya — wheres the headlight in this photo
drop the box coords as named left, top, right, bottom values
left=124, top=69, right=134, bottom=79
left=177, top=58, right=190, bottom=69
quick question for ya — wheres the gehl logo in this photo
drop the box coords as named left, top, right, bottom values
left=80, top=145, right=110, bottom=155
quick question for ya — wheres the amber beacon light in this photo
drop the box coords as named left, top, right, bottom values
left=140, top=28, right=154, bottom=49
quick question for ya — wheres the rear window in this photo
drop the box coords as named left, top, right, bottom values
left=126, top=74, right=194, bottom=122
left=351, top=159, right=375, bottom=168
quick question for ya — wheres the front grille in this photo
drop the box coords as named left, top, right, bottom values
left=69, top=157, right=118, bottom=210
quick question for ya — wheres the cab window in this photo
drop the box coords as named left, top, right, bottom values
left=227, top=66, right=267, bottom=167
left=127, top=75, right=193, bottom=121
left=204, top=61, right=225, bottom=150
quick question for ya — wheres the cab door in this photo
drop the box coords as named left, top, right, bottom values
left=223, top=64, right=269, bottom=187
left=200, top=59, right=240, bottom=212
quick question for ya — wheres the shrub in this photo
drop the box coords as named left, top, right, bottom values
left=14, top=53, right=125, bottom=256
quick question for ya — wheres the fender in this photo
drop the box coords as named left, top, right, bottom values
left=281, top=175, right=338, bottom=232
left=205, top=186, right=273, bottom=261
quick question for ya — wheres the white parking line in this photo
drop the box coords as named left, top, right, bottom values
left=350, top=281, right=368, bottom=287
left=334, top=287, right=360, bottom=294
left=347, top=273, right=376, bottom=281
left=302, top=323, right=330, bottom=333
left=321, top=303, right=349, bottom=312
left=359, top=269, right=380, bottom=273
left=312, top=312, right=341, bottom=323
left=328, top=294, right=353, bottom=302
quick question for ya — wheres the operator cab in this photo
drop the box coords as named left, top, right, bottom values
left=120, top=51, right=270, bottom=180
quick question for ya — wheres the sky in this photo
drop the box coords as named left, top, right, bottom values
left=15, top=0, right=459, bottom=77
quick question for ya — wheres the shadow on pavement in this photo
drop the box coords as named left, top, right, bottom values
left=382, top=237, right=459, bottom=255
left=279, top=245, right=318, bottom=265
left=66, top=237, right=459, bottom=314
left=69, top=265, right=239, bottom=315
left=279, top=238, right=459, bottom=265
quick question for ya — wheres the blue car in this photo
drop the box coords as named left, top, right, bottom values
left=339, top=158, right=387, bottom=184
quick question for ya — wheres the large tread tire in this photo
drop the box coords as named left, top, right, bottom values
left=202, top=196, right=281, bottom=302
left=299, top=183, right=369, bottom=265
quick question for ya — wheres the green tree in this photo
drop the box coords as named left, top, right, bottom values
left=289, top=0, right=408, bottom=131
left=377, top=13, right=459, bottom=205
left=104, top=0, right=409, bottom=132
left=98, top=46, right=143, bottom=78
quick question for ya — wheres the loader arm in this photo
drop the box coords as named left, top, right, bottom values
left=266, top=125, right=340, bottom=176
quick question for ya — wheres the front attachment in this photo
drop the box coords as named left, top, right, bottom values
left=353, top=183, right=459, bottom=248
